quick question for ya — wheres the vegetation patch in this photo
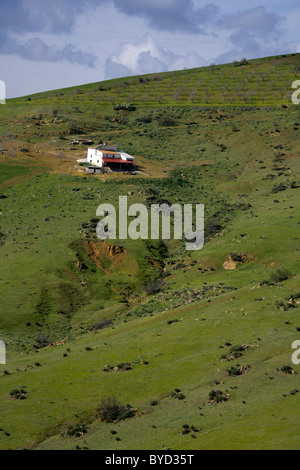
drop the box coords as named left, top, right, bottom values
left=10, top=389, right=27, bottom=400
left=208, top=389, right=231, bottom=404
left=66, top=424, right=88, bottom=438
left=98, top=397, right=136, bottom=423
left=220, top=345, right=249, bottom=362
left=227, top=365, right=251, bottom=376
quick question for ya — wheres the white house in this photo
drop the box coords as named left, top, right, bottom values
left=78, top=144, right=135, bottom=171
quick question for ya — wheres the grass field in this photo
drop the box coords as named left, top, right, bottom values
left=0, top=53, right=299, bottom=450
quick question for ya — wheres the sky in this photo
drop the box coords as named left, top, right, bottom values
left=0, top=0, right=299, bottom=98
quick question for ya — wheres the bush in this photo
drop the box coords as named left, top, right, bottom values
left=157, top=115, right=176, bottom=127
left=208, top=389, right=230, bottom=403
left=10, top=389, right=27, bottom=400
left=145, top=278, right=165, bottom=295
left=34, top=331, right=51, bottom=349
left=205, top=216, right=222, bottom=239
left=281, top=365, right=294, bottom=374
left=98, top=396, right=136, bottom=423
left=271, top=183, right=288, bottom=193
left=227, top=366, right=241, bottom=376
left=230, top=253, right=243, bottom=262
left=135, top=114, right=152, bottom=124
left=67, top=424, right=87, bottom=437
left=91, top=318, right=113, bottom=331
left=171, top=389, right=186, bottom=400
left=268, top=268, right=292, bottom=284
left=113, top=103, right=136, bottom=111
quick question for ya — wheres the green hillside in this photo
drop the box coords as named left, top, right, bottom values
left=0, top=54, right=299, bottom=450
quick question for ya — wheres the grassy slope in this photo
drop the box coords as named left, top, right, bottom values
left=0, top=54, right=299, bottom=450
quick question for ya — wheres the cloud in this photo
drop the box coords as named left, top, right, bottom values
left=220, top=6, right=282, bottom=35
left=214, top=6, right=289, bottom=63
left=0, top=37, right=96, bottom=67
left=112, top=0, right=219, bottom=33
left=0, top=1, right=293, bottom=77
left=0, top=0, right=106, bottom=35
left=0, top=0, right=219, bottom=37
left=0, top=0, right=103, bottom=64
left=104, top=35, right=207, bottom=79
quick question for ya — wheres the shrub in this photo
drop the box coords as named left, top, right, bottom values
left=176, top=393, right=185, bottom=400
left=281, top=365, right=294, bottom=374
left=271, top=183, right=288, bottom=193
left=0, top=232, right=6, bottom=247
left=268, top=268, right=292, bottom=284
left=157, top=116, right=176, bottom=127
left=98, top=397, right=136, bottom=423
left=135, top=115, right=152, bottom=124
left=113, top=103, right=136, bottom=111
left=171, top=389, right=186, bottom=400
left=227, top=366, right=241, bottom=376
left=10, top=389, right=27, bottom=400
left=181, top=428, right=190, bottom=435
left=230, top=253, right=243, bottom=262
left=145, top=278, right=165, bottom=295
left=205, top=216, right=222, bottom=239
left=91, top=318, right=113, bottom=331
left=208, top=389, right=230, bottom=404
left=221, top=344, right=249, bottom=361
left=167, top=319, right=179, bottom=325
left=99, top=397, right=124, bottom=422
left=68, top=122, right=84, bottom=135
left=227, top=365, right=250, bottom=376
left=67, top=424, right=87, bottom=437
left=34, top=331, right=51, bottom=349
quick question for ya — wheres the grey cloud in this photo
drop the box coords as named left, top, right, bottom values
left=0, top=0, right=33, bottom=34
left=215, top=27, right=289, bottom=66
left=0, top=0, right=106, bottom=35
left=1, top=0, right=219, bottom=37
left=214, top=6, right=287, bottom=64
left=1, top=37, right=96, bottom=67
left=220, top=7, right=282, bottom=35
left=112, top=0, right=219, bottom=33
left=0, top=0, right=102, bottom=65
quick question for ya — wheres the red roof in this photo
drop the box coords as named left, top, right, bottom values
left=102, top=158, right=134, bottom=164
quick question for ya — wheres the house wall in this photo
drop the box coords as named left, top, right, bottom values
left=87, top=148, right=103, bottom=167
